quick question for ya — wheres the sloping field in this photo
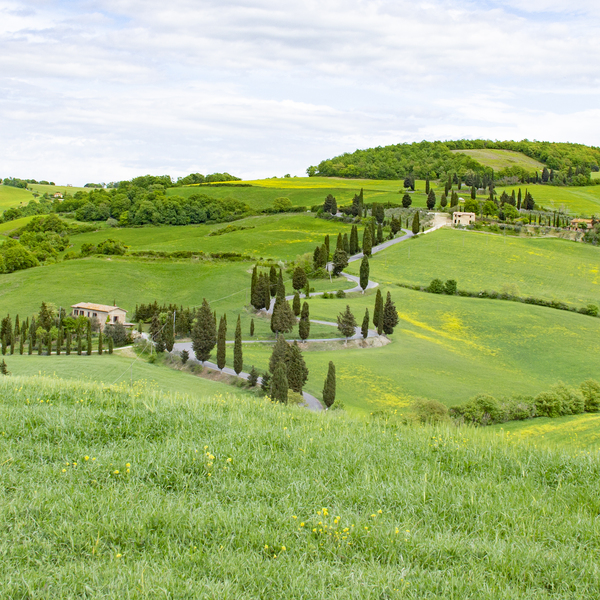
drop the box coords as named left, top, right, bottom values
left=346, top=228, right=600, bottom=307
left=0, top=184, right=35, bottom=209
left=451, top=148, right=545, bottom=172
left=1, top=375, right=599, bottom=598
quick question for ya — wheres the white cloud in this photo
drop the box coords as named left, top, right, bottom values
left=0, top=0, right=599, bottom=183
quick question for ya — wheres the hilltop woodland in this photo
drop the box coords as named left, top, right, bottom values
left=308, top=140, right=600, bottom=186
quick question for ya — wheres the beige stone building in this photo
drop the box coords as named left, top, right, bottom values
left=452, top=212, right=476, bottom=226
left=71, top=303, right=127, bottom=324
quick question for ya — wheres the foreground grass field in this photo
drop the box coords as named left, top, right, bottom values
left=346, top=228, right=600, bottom=307
left=1, top=375, right=599, bottom=598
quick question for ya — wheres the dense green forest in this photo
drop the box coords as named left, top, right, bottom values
left=309, top=140, right=600, bottom=185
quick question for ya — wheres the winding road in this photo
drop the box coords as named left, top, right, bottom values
left=171, top=218, right=446, bottom=411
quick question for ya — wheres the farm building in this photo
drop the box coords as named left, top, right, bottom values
left=71, top=302, right=127, bottom=324
left=569, top=218, right=593, bottom=231
left=452, top=212, right=476, bottom=226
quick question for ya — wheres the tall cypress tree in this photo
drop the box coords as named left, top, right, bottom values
left=359, top=256, right=369, bottom=292
left=343, top=233, right=350, bottom=254
left=57, top=328, right=62, bottom=355
left=336, top=233, right=343, bottom=251
left=269, top=265, right=278, bottom=297
left=234, top=315, right=243, bottom=375
left=9, top=329, right=14, bottom=355
left=286, top=341, right=308, bottom=393
left=19, top=333, right=24, bottom=355
left=164, top=312, right=175, bottom=352
left=363, top=227, right=372, bottom=256
left=28, top=335, right=33, bottom=355
left=292, top=266, right=307, bottom=292
left=216, top=315, right=227, bottom=370
left=250, top=318, right=255, bottom=336
left=269, top=335, right=288, bottom=374
left=191, top=299, right=217, bottom=363
left=324, top=235, right=330, bottom=257
left=411, top=211, right=420, bottom=234
left=361, top=308, right=370, bottom=339
left=292, top=291, right=301, bottom=316
left=349, top=226, right=359, bottom=254
left=425, top=177, right=430, bottom=194
left=250, top=266, right=259, bottom=308
left=376, top=223, right=383, bottom=245
left=471, top=185, right=476, bottom=200
left=270, top=362, right=288, bottom=404
left=86, top=320, right=92, bottom=356
left=382, top=292, right=399, bottom=335
left=322, top=361, right=336, bottom=408
left=373, top=289, right=383, bottom=328
left=65, top=332, right=71, bottom=355
left=299, top=302, right=310, bottom=341
left=97, top=330, right=103, bottom=355
left=108, top=336, right=114, bottom=354
left=517, top=188, right=522, bottom=210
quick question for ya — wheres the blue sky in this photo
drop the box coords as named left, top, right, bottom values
left=1, top=0, right=599, bottom=184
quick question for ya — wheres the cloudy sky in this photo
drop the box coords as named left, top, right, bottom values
left=1, top=0, right=599, bottom=184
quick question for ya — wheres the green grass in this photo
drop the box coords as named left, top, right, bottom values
left=1, top=375, right=599, bottom=598
left=592, top=172, right=600, bottom=180
left=450, top=149, right=545, bottom=172
left=240, top=284, right=600, bottom=414
left=29, top=183, right=89, bottom=196
left=2, top=352, right=241, bottom=399
left=490, top=413, right=600, bottom=453
left=63, top=214, right=356, bottom=261
left=0, top=184, right=35, bottom=210
left=0, top=215, right=35, bottom=235
left=346, top=228, right=600, bottom=307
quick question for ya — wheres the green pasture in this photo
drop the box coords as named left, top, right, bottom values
left=2, top=352, right=240, bottom=399
left=450, top=148, right=545, bottom=172
left=490, top=413, right=600, bottom=453
left=0, top=215, right=35, bottom=234
left=346, top=228, right=600, bottom=307
left=63, top=214, right=355, bottom=261
left=0, top=184, right=35, bottom=210
left=592, top=172, right=600, bottom=180
left=496, top=182, right=600, bottom=216
left=240, top=285, right=600, bottom=414
left=2, top=376, right=599, bottom=597
left=29, top=183, right=89, bottom=196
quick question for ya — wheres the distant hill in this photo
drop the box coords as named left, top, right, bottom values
left=308, top=140, right=600, bottom=183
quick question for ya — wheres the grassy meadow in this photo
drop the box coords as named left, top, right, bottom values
left=346, top=228, right=600, bottom=307
left=450, top=148, right=545, bottom=172
left=1, top=374, right=599, bottom=598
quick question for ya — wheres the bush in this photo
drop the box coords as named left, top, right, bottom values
left=580, top=379, right=600, bottom=412
left=444, top=279, right=457, bottom=295
left=550, top=382, right=585, bottom=415
left=463, top=394, right=502, bottom=425
left=535, top=391, right=562, bottom=418
left=411, top=398, right=449, bottom=424
left=428, top=278, right=445, bottom=294
left=336, top=290, right=346, bottom=298
left=103, top=322, right=130, bottom=346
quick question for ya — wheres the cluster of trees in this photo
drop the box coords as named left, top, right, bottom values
left=461, top=187, right=536, bottom=220
left=308, top=140, right=600, bottom=186
left=2, top=177, right=55, bottom=188
left=0, top=302, right=130, bottom=357
left=334, top=290, right=398, bottom=340
left=261, top=335, right=309, bottom=403
left=176, top=172, right=241, bottom=186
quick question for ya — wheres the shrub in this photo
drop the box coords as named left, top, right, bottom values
left=103, top=322, right=130, bottom=346
left=444, top=279, right=457, bottom=295
left=428, top=278, right=445, bottom=294
left=580, top=379, right=600, bottom=412
left=336, top=290, right=346, bottom=298
left=535, top=391, right=562, bottom=418
left=463, top=394, right=502, bottom=425
left=586, top=304, right=599, bottom=317
left=411, top=398, right=449, bottom=424
left=503, top=396, right=536, bottom=421
left=550, top=382, right=585, bottom=415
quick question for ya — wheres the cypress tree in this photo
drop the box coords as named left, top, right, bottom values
left=411, top=211, right=420, bottom=234
left=292, top=266, right=308, bottom=292
left=332, top=249, right=348, bottom=276
left=97, top=330, right=103, bottom=355
left=377, top=309, right=383, bottom=335
left=299, top=302, right=310, bottom=341
left=9, top=329, right=14, bottom=355
left=319, top=244, right=328, bottom=267
left=37, top=334, right=43, bottom=355
left=286, top=341, right=308, bottom=393
left=269, top=265, right=278, bottom=297
left=57, top=328, right=62, bottom=355
left=46, top=331, right=52, bottom=355
left=108, top=336, right=114, bottom=354
left=271, top=272, right=295, bottom=334
left=28, top=335, right=33, bottom=355
left=250, top=265, right=259, bottom=308
left=191, top=298, right=217, bottom=363
left=234, top=315, right=243, bottom=375
left=440, top=193, right=447, bottom=208
left=363, top=227, right=372, bottom=256
left=260, top=371, right=271, bottom=395
left=324, top=235, right=330, bottom=257
left=373, top=289, right=383, bottom=329
left=270, top=362, right=288, bottom=404
left=250, top=318, right=255, bottom=337
left=269, top=335, right=288, bottom=374
left=65, top=332, right=71, bottom=355
left=263, top=274, right=271, bottom=311
left=376, top=223, right=383, bottom=244
left=216, top=315, right=227, bottom=370
left=322, top=361, right=336, bottom=408
left=292, top=291, right=301, bottom=316
left=517, top=188, right=522, bottom=210
left=30, top=317, right=37, bottom=346
left=164, top=312, right=175, bottom=352
left=86, top=320, right=92, bottom=356
left=0, top=359, right=9, bottom=376
left=337, top=305, right=357, bottom=341
left=427, top=189, right=436, bottom=210
left=425, top=177, right=430, bottom=194
left=150, top=314, right=161, bottom=342
left=382, top=292, right=399, bottom=335
left=361, top=308, right=370, bottom=339
left=471, top=185, right=476, bottom=200
left=248, top=366, right=258, bottom=387
left=359, top=256, right=369, bottom=291
left=336, top=232, right=343, bottom=251
left=350, top=225, right=359, bottom=254
left=1, top=336, right=6, bottom=355
left=19, top=333, right=24, bottom=355
left=343, top=233, right=350, bottom=254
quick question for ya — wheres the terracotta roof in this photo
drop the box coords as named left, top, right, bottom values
left=71, top=303, right=127, bottom=313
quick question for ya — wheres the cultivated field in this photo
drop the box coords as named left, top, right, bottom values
left=450, top=148, right=545, bottom=172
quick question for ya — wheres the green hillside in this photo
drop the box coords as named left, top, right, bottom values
left=450, top=148, right=545, bottom=172
left=1, top=375, right=599, bottom=598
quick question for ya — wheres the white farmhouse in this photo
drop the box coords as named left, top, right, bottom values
left=71, top=302, right=127, bottom=324
left=452, top=212, right=476, bottom=226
